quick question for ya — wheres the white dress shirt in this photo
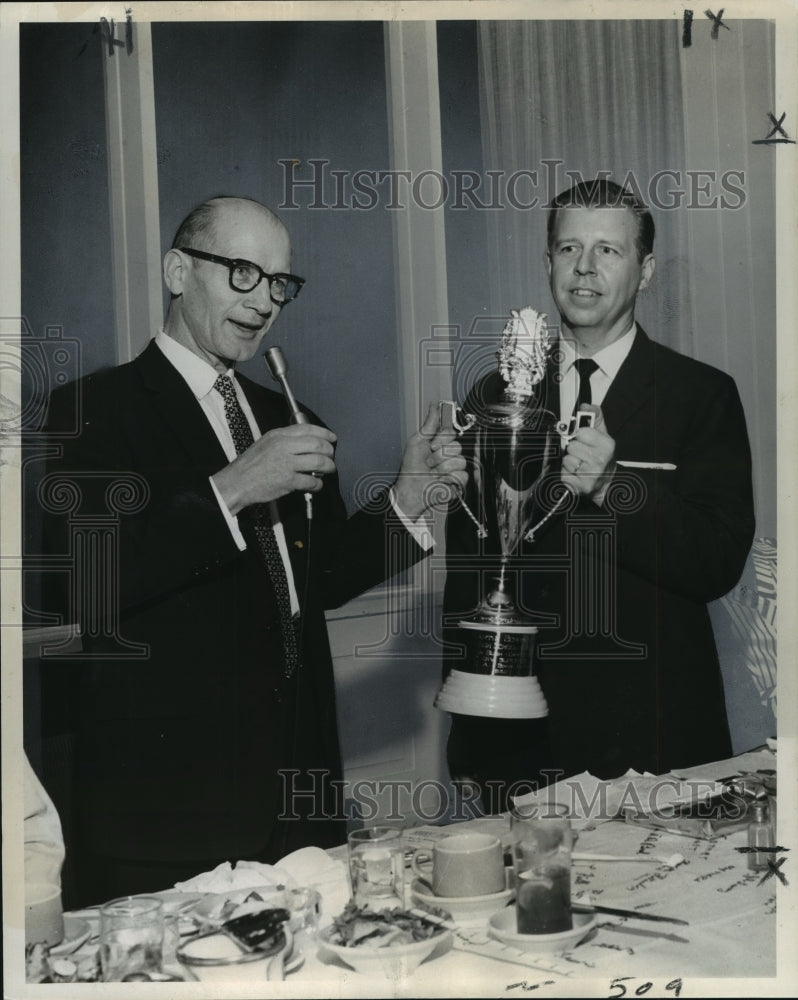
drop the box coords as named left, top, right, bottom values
left=156, top=331, right=302, bottom=612
left=154, top=332, right=433, bottom=615
left=557, top=323, right=637, bottom=421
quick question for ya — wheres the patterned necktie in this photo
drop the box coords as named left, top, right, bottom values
left=572, top=358, right=599, bottom=414
left=213, top=374, right=300, bottom=678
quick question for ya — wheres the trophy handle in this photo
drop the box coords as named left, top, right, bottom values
left=439, top=400, right=476, bottom=436
left=439, top=400, right=488, bottom=538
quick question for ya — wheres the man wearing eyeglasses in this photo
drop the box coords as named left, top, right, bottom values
left=40, top=196, right=466, bottom=905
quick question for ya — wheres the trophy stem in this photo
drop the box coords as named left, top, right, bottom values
left=463, top=559, right=538, bottom=631
left=488, top=560, right=518, bottom=613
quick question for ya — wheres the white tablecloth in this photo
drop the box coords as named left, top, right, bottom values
left=53, top=749, right=788, bottom=997
left=300, top=811, right=778, bottom=997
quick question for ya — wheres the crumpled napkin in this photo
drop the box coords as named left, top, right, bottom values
left=173, top=860, right=279, bottom=894
left=172, top=846, right=349, bottom=926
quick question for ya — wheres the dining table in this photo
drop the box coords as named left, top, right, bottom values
left=42, top=745, right=790, bottom=997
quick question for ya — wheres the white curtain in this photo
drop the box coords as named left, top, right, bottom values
left=478, top=19, right=690, bottom=353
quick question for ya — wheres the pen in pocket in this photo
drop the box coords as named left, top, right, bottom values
left=616, top=461, right=677, bottom=470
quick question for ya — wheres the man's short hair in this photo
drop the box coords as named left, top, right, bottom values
left=171, top=196, right=286, bottom=253
left=546, top=179, right=655, bottom=262
left=171, top=199, right=225, bottom=251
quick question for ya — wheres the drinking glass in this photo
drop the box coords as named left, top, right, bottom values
left=511, top=803, right=573, bottom=934
left=347, top=826, right=405, bottom=908
left=160, top=909, right=181, bottom=975
left=99, top=896, right=164, bottom=982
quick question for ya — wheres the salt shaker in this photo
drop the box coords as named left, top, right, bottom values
left=747, top=800, right=774, bottom=872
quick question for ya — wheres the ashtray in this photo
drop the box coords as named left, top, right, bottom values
left=488, top=908, right=597, bottom=954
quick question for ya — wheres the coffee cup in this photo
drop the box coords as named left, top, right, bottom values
left=411, top=832, right=505, bottom=897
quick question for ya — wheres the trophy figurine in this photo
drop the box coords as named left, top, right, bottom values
left=435, top=307, right=569, bottom=719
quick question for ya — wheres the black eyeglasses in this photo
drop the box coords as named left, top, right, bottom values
left=179, top=247, right=305, bottom=304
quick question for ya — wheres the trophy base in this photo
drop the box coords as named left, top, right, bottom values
left=434, top=669, right=549, bottom=719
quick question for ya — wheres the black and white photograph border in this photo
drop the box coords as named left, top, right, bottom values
left=1, top=1, right=797, bottom=998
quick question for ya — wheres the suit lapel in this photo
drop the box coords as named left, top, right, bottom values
left=539, top=359, right=560, bottom=419
left=133, top=342, right=311, bottom=616
left=133, top=340, right=229, bottom=473
left=600, top=325, right=657, bottom=438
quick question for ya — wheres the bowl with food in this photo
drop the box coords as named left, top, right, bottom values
left=318, top=902, right=452, bottom=978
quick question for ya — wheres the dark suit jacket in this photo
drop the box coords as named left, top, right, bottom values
left=40, top=340, right=425, bottom=865
left=443, top=327, right=755, bottom=782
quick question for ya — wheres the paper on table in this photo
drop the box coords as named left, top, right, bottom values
left=511, top=768, right=730, bottom=826
left=512, top=769, right=646, bottom=826
left=428, top=808, right=775, bottom=980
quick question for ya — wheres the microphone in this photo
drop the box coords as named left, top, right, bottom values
left=264, top=346, right=309, bottom=425
left=264, top=346, right=314, bottom=518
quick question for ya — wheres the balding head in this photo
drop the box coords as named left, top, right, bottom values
left=171, top=197, right=288, bottom=254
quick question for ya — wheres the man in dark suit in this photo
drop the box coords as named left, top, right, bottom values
left=40, top=196, right=466, bottom=904
left=442, top=180, right=755, bottom=812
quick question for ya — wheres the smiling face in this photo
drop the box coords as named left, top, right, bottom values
left=545, top=206, right=655, bottom=352
left=163, top=199, right=292, bottom=372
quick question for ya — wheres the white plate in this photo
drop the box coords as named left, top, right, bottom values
left=49, top=917, right=92, bottom=957
left=488, top=908, right=597, bottom=954
left=410, top=867, right=515, bottom=923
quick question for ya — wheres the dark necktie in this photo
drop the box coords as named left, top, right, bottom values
left=572, top=358, right=599, bottom=414
left=213, top=374, right=300, bottom=678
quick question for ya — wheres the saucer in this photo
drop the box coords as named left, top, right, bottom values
left=488, top=908, right=597, bottom=954
left=410, top=868, right=514, bottom=923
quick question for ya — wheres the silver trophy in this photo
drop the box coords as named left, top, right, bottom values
left=436, top=308, right=568, bottom=719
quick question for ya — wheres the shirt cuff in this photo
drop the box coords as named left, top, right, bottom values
left=389, top=486, right=435, bottom=551
left=209, top=475, right=247, bottom=551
